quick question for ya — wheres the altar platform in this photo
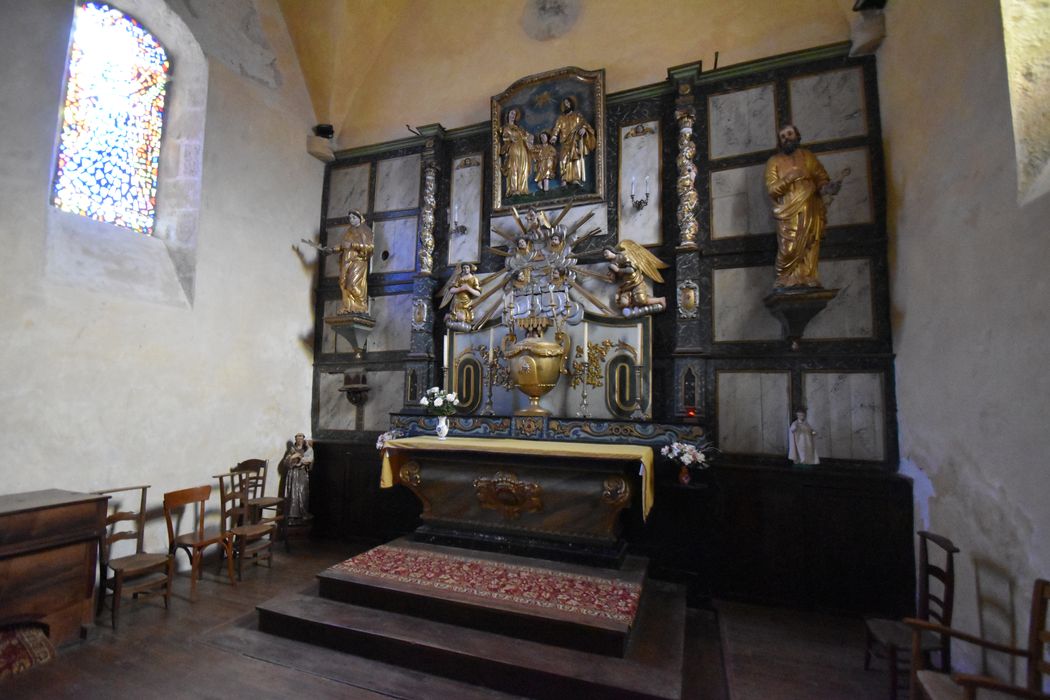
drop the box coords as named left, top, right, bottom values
left=256, top=539, right=686, bottom=699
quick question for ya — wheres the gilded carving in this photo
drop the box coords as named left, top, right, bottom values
left=515, top=415, right=544, bottom=437
left=765, top=124, right=844, bottom=290
left=603, top=240, right=669, bottom=317
left=438, top=263, right=482, bottom=331
left=399, top=462, right=422, bottom=487
left=600, top=476, right=630, bottom=507
left=418, top=163, right=437, bottom=275
left=675, top=109, right=699, bottom=248
left=473, top=471, right=543, bottom=520
left=677, top=280, right=699, bottom=319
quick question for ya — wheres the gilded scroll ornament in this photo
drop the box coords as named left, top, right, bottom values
left=399, top=462, right=422, bottom=487
left=675, top=109, right=699, bottom=248
left=418, top=164, right=437, bottom=275
left=473, top=471, right=543, bottom=520
left=765, top=124, right=843, bottom=290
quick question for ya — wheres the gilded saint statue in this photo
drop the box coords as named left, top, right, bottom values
left=603, top=240, right=669, bottom=317
left=500, top=107, right=532, bottom=197
left=550, top=97, right=596, bottom=185
left=531, top=130, right=557, bottom=192
left=317, top=209, right=374, bottom=314
left=439, top=262, right=483, bottom=329
left=765, top=125, right=841, bottom=290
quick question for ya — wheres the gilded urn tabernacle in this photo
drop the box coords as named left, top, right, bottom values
left=504, top=334, right=568, bottom=416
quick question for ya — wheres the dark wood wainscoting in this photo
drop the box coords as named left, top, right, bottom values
left=310, top=443, right=913, bottom=618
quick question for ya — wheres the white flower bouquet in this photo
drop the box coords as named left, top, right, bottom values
left=375, top=429, right=404, bottom=451
left=660, top=441, right=712, bottom=469
left=419, top=387, right=460, bottom=416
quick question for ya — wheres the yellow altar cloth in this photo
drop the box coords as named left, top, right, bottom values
left=380, top=436, right=655, bottom=520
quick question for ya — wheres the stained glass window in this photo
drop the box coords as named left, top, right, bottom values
left=52, top=2, right=170, bottom=234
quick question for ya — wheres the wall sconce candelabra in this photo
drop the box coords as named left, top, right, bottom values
left=449, top=204, right=467, bottom=236
left=630, top=176, right=650, bottom=211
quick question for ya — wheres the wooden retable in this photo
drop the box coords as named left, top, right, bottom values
left=0, top=489, right=109, bottom=646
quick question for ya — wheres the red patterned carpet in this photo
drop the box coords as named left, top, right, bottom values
left=332, top=545, right=642, bottom=625
left=0, top=625, right=55, bottom=682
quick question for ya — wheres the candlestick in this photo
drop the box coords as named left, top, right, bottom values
left=631, top=176, right=635, bottom=197
left=488, top=328, right=494, bottom=363
left=582, top=322, right=588, bottom=358
left=645, top=175, right=650, bottom=196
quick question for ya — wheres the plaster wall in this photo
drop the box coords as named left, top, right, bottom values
left=0, top=0, right=322, bottom=556
left=879, top=0, right=1050, bottom=677
left=279, top=0, right=856, bottom=149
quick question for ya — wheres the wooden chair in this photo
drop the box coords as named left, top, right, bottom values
left=907, top=578, right=1050, bottom=700
left=216, top=473, right=275, bottom=581
left=231, top=459, right=286, bottom=548
left=162, top=485, right=234, bottom=601
left=866, top=530, right=960, bottom=700
left=95, top=485, right=173, bottom=630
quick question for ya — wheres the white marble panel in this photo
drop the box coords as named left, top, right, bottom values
left=320, top=299, right=356, bottom=354
left=326, top=163, right=370, bottom=219
left=710, top=164, right=776, bottom=238
left=618, top=121, right=661, bottom=246
left=490, top=202, right=610, bottom=248
left=803, top=372, right=884, bottom=461
left=820, top=148, right=873, bottom=227
left=318, top=371, right=355, bottom=431
left=789, top=68, right=867, bottom=143
left=322, top=224, right=347, bottom=278
left=363, top=370, right=405, bottom=431
left=449, top=154, right=483, bottom=265
left=373, top=216, right=417, bottom=273
left=367, top=294, right=413, bottom=351
left=374, top=154, right=421, bottom=212
left=713, top=266, right=781, bottom=342
left=806, top=259, right=874, bottom=339
left=717, top=371, right=790, bottom=455
left=709, top=84, right=777, bottom=159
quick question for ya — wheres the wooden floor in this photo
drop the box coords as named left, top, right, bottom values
left=2, top=539, right=885, bottom=699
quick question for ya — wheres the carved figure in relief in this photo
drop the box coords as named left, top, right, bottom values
left=550, top=97, right=596, bottom=186
left=788, top=410, right=820, bottom=466
left=764, top=125, right=840, bottom=289
left=531, top=130, right=557, bottom=191
left=322, top=210, right=374, bottom=314
left=440, top=262, right=483, bottom=328
left=281, top=433, right=314, bottom=522
left=603, top=240, right=669, bottom=317
left=499, top=107, right=532, bottom=197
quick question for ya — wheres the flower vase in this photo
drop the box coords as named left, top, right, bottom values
left=677, top=464, right=691, bottom=485
left=435, top=415, right=449, bottom=440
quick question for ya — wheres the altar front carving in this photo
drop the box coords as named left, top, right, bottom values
left=381, top=436, right=653, bottom=565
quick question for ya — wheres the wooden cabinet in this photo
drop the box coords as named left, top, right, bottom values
left=0, top=490, right=108, bottom=646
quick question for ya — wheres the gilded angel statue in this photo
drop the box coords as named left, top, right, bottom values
left=603, top=240, right=669, bottom=318
left=438, top=262, right=483, bottom=331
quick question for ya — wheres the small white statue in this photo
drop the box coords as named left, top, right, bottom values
left=788, top=410, right=819, bottom=465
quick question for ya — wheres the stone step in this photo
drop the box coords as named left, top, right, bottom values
left=256, top=578, right=686, bottom=700
left=315, top=538, right=647, bottom=656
